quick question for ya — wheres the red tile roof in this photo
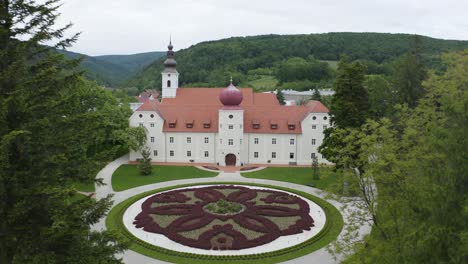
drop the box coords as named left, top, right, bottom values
left=136, top=88, right=328, bottom=134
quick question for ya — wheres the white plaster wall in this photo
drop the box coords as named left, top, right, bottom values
left=164, top=132, right=216, bottom=163
left=298, top=112, right=332, bottom=165
left=129, top=110, right=166, bottom=162
left=246, top=133, right=299, bottom=165
left=217, top=109, right=244, bottom=166
left=161, top=71, right=179, bottom=98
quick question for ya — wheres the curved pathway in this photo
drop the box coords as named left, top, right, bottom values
left=93, top=155, right=371, bottom=264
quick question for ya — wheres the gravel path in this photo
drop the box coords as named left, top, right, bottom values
left=93, top=155, right=371, bottom=264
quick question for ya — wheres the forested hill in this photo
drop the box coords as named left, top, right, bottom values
left=59, top=50, right=164, bottom=87
left=125, top=32, right=468, bottom=90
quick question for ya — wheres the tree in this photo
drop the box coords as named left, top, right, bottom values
left=0, top=1, right=128, bottom=262
left=311, top=88, right=322, bottom=101
left=364, top=74, right=395, bottom=119
left=312, top=156, right=320, bottom=180
left=391, top=37, right=427, bottom=108
left=331, top=50, right=468, bottom=264
left=138, top=146, right=153, bottom=176
left=276, top=89, right=286, bottom=105
left=329, top=56, right=370, bottom=128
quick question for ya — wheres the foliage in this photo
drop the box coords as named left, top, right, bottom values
left=138, top=146, right=152, bottom=176
left=106, top=182, right=343, bottom=264
left=311, top=88, right=322, bottom=101
left=276, top=89, right=286, bottom=105
left=364, top=74, right=395, bottom=119
left=126, top=33, right=468, bottom=90
left=331, top=50, right=468, bottom=263
left=312, top=157, right=320, bottom=180
left=111, top=165, right=217, bottom=191
left=0, top=1, right=128, bottom=262
left=275, top=57, right=332, bottom=84
left=329, top=56, right=370, bottom=128
left=205, top=199, right=243, bottom=214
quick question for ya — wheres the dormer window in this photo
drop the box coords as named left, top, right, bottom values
left=168, top=119, right=177, bottom=128
left=167, top=80, right=171, bottom=88
left=270, top=121, right=278, bottom=129
left=185, top=120, right=194, bottom=128
left=203, top=120, right=211, bottom=128
left=252, top=120, right=260, bottom=129
left=287, top=121, right=296, bottom=130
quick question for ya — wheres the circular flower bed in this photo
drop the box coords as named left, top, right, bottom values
left=132, top=185, right=316, bottom=250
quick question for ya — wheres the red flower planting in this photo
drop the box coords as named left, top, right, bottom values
left=133, top=185, right=314, bottom=250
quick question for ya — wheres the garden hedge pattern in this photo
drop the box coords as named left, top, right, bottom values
left=133, top=185, right=314, bottom=250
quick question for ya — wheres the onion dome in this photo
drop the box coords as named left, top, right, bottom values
left=164, top=40, right=177, bottom=68
left=219, top=78, right=243, bottom=106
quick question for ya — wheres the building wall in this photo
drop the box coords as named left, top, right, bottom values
left=161, top=71, right=179, bottom=98
left=129, top=110, right=332, bottom=166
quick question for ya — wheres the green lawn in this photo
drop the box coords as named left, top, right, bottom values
left=112, top=165, right=218, bottom=191
left=241, top=167, right=340, bottom=193
left=246, top=75, right=278, bottom=92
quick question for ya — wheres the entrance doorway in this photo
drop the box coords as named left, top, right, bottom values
left=225, top=154, right=236, bottom=166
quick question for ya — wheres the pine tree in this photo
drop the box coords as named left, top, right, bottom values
left=276, top=89, right=286, bottom=105
left=138, top=146, right=153, bottom=176
left=312, top=156, right=320, bottom=180
left=329, top=56, right=370, bottom=128
left=0, top=1, right=128, bottom=262
left=311, top=88, right=322, bottom=101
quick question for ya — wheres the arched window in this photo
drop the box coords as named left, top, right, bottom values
left=167, top=80, right=171, bottom=88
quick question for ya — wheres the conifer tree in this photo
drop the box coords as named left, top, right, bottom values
left=276, top=89, right=286, bottom=105
left=329, top=56, right=369, bottom=128
left=0, top=1, right=129, bottom=262
left=311, top=88, right=321, bottom=101
left=138, top=146, right=153, bottom=176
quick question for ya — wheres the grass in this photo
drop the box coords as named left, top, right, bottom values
left=246, top=75, right=278, bottom=92
left=241, top=167, right=340, bottom=194
left=111, top=165, right=218, bottom=191
left=106, top=182, right=343, bottom=264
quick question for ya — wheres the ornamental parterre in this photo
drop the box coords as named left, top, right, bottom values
left=133, top=185, right=314, bottom=250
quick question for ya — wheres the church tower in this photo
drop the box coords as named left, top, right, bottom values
left=161, top=39, right=179, bottom=98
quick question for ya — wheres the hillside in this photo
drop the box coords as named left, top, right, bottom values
left=60, top=50, right=164, bottom=87
left=125, top=32, right=468, bottom=90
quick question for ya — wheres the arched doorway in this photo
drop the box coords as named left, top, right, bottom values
left=225, top=154, right=236, bottom=166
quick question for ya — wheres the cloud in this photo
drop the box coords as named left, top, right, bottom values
left=56, top=0, right=468, bottom=55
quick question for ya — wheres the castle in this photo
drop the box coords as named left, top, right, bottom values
left=129, top=41, right=331, bottom=166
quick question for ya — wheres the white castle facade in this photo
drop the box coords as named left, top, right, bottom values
left=129, top=42, right=331, bottom=166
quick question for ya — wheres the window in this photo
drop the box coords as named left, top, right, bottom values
left=204, top=137, right=209, bottom=143
left=324, top=116, right=328, bottom=120
left=254, top=138, right=259, bottom=144
left=272, top=138, right=277, bottom=144
left=312, top=116, right=317, bottom=120
left=139, top=114, right=143, bottom=118
left=150, top=123, right=155, bottom=127
left=150, top=114, right=154, bottom=118
left=229, top=114, right=233, bottom=119
left=311, top=153, right=316, bottom=158
left=204, top=151, right=209, bottom=157
left=240, top=139, right=242, bottom=145
left=228, top=139, right=234, bottom=145
left=312, top=139, right=316, bottom=145
left=228, top=125, right=234, bottom=129
left=290, top=152, right=295, bottom=159
left=169, top=137, right=174, bottom=143
left=167, top=80, right=171, bottom=88
left=153, top=150, right=158, bottom=156
left=312, top=125, right=317, bottom=129
left=187, top=137, right=191, bottom=143
left=272, top=152, right=277, bottom=159
left=150, top=137, right=155, bottom=143
left=170, top=150, right=174, bottom=157
left=220, top=139, right=222, bottom=144
left=323, top=125, right=328, bottom=129
left=139, top=123, right=143, bottom=127
left=290, top=139, right=295, bottom=145
left=254, top=152, right=259, bottom=158
left=187, top=151, right=191, bottom=157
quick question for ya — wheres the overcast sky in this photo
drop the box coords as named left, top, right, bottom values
left=56, top=0, right=468, bottom=56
